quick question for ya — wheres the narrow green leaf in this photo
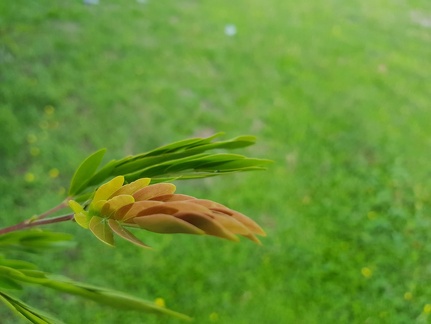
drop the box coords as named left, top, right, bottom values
left=0, top=231, right=74, bottom=253
left=42, top=275, right=192, bottom=321
left=81, top=159, right=118, bottom=193
left=77, top=134, right=270, bottom=195
left=0, top=275, right=23, bottom=289
left=0, top=256, right=38, bottom=270
left=141, top=136, right=218, bottom=157
left=1, top=265, right=191, bottom=321
left=0, top=292, right=64, bottom=324
left=69, top=148, right=106, bottom=196
left=90, top=134, right=257, bottom=183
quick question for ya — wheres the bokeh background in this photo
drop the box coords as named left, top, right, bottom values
left=1, top=0, right=431, bottom=323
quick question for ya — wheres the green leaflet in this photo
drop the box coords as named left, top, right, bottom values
left=1, top=265, right=191, bottom=322
left=0, top=291, right=64, bottom=324
left=68, top=148, right=106, bottom=196
left=0, top=231, right=74, bottom=253
left=42, top=275, right=192, bottom=321
left=0, top=275, right=23, bottom=290
left=74, top=134, right=266, bottom=196
left=123, top=154, right=271, bottom=182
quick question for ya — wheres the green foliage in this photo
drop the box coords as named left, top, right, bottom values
left=68, top=148, right=106, bottom=197
left=69, top=133, right=271, bottom=201
left=2, top=0, right=431, bottom=323
left=0, top=232, right=191, bottom=322
left=0, top=232, right=73, bottom=253
left=0, top=135, right=268, bottom=323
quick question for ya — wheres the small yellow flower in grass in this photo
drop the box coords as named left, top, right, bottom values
left=39, top=121, right=49, bottom=130
left=44, top=105, right=55, bottom=115
left=24, top=173, right=35, bottom=183
left=404, top=292, right=413, bottom=301
left=379, top=311, right=388, bottom=318
left=27, top=134, right=37, bottom=144
left=49, top=168, right=60, bottom=178
left=209, top=312, right=219, bottom=322
left=361, top=267, right=373, bottom=278
left=154, top=298, right=165, bottom=308
left=30, top=147, right=40, bottom=156
left=424, top=304, right=431, bottom=314
left=68, top=176, right=266, bottom=248
left=367, top=211, right=378, bottom=220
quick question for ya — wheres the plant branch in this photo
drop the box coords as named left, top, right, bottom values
left=0, top=214, right=74, bottom=236
left=34, top=198, right=71, bottom=221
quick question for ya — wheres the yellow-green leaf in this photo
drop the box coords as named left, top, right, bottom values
left=108, top=220, right=150, bottom=248
left=100, top=195, right=134, bottom=218
left=112, top=178, right=151, bottom=196
left=89, top=217, right=114, bottom=246
left=93, top=176, right=124, bottom=202
left=68, top=200, right=84, bottom=214
left=74, top=212, right=89, bottom=229
left=68, top=148, right=106, bottom=196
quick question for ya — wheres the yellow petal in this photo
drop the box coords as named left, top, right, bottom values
left=93, top=176, right=125, bottom=202
left=68, top=200, right=84, bottom=214
left=89, top=199, right=107, bottom=214
left=100, top=195, right=134, bottom=218
left=112, top=178, right=151, bottom=196
left=74, top=212, right=89, bottom=229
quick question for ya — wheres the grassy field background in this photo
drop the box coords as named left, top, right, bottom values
left=1, top=0, right=431, bottom=323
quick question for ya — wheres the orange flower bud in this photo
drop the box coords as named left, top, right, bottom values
left=69, top=176, right=266, bottom=247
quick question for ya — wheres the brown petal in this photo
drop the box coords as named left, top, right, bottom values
left=119, top=201, right=164, bottom=221
left=192, top=199, right=266, bottom=236
left=150, top=194, right=196, bottom=202
left=174, top=212, right=239, bottom=241
left=164, top=201, right=211, bottom=215
left=133, top=214, right=205, bottom=235
left=209, top=211, right=251, bottom=235
left=229, top=210, right=266, bottom=237
left=134, top=205, right=179, bottom=217
left=133, top=183, right=176, bottom=201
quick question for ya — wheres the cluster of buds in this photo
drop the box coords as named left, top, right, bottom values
left=68, top=176, right=266, bottom=247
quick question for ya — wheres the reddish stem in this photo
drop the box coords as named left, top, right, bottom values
left=34, top=198, right=71, bottom=220
left=0, top=214, right=74, bottom=236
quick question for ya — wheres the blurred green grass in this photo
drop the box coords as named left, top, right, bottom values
left=1, top=0, right=431, bottom=322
